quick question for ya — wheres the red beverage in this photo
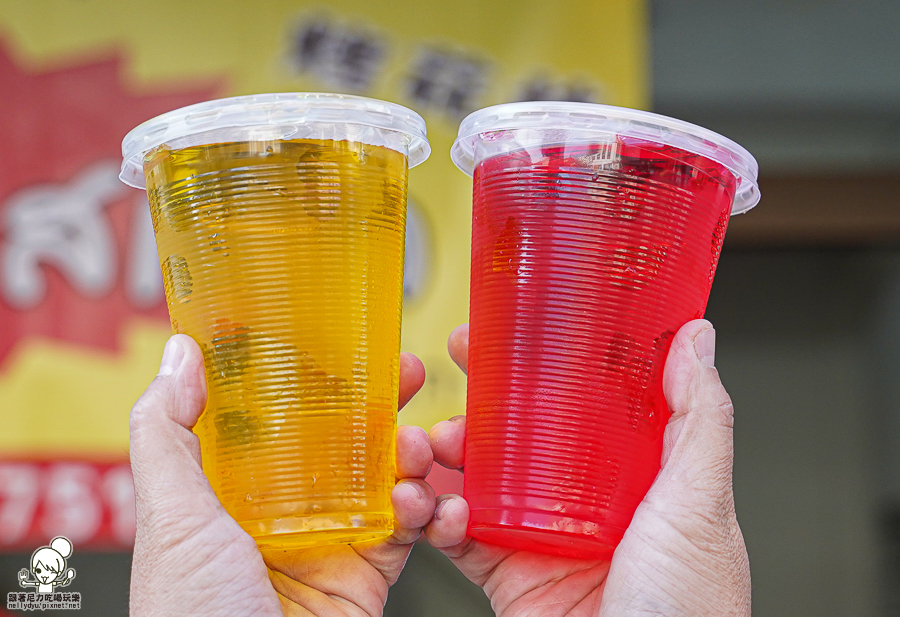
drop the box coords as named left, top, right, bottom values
left=452, top=103, right=759, bottom=560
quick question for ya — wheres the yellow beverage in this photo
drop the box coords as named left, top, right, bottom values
left=144, top=137, right=407, bottom=550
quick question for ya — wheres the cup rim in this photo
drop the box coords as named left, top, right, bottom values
left=119, top=92, right=431, bottom=189
left=450, top=101, right=760, bottom=215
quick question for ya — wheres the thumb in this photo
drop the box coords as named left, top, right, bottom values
left=659, top=319, right=735, bottom=480
left=130, top=334, right=211, bottom=513
left=603, top=320, right=750, bottom=616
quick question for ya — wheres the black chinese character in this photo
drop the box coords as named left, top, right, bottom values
left=71, top=592, right=81, bottom=602
left=406, top=48, right=488, bottom=117
left=290, top=18, right=386, bottom=91
left=295, top=21, right=330, bottom=67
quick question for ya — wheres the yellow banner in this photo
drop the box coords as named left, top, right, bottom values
left=0, top=0, right=648, bottom=454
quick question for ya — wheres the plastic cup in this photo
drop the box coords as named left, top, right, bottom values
left=120, top=93, right=429, bottom=550
left=451, top=102, right=759, bottom=559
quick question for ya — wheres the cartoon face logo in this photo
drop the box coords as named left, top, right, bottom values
left=18, top=536, right=76, bottom=593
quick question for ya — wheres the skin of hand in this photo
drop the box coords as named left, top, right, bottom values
left=129, top=334, right=434, bottom=617
left=426, top=319, right=751, bottom=617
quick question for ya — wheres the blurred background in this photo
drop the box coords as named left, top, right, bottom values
left=0, top=0, right=898, bottom=614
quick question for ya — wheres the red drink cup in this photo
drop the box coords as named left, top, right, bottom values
left=451, top=102, right=760, bottom=560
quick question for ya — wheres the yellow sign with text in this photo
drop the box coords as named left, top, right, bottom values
left=0, top=0, right=648, bottom=454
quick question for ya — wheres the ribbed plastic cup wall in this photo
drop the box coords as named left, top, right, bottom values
left=120, top=93, right=430, bottom=551
left=451, top=102, right=759, bottom=560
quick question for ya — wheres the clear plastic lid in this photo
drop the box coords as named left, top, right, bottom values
left=451, top=101, right=760, bottom=215
left=120, top=92, right=431, bottom=189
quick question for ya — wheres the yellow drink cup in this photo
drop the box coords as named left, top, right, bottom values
left=120, top=93, right=430, bottom=550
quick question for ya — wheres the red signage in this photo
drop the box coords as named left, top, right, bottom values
left=0, top=459, right=133, bottom=550
left=0, top=43, right=219, bottom=362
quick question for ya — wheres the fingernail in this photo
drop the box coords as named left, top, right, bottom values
left=158, top=337, right=185, bottom=376
left=396, top=481, right=423, bottom=501
left=695, top=327, right=716, bottom=368
left=435, top=499, right=450, bottom=520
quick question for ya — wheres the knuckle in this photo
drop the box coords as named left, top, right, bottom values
left=714, top=390, right=735, bottom=427
left=129, top=382, right=163, bottom=431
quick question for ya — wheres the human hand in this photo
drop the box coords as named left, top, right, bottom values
left=425, top=320, right=750, bottom=617
left=129, top=334, right=434, bottom=617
